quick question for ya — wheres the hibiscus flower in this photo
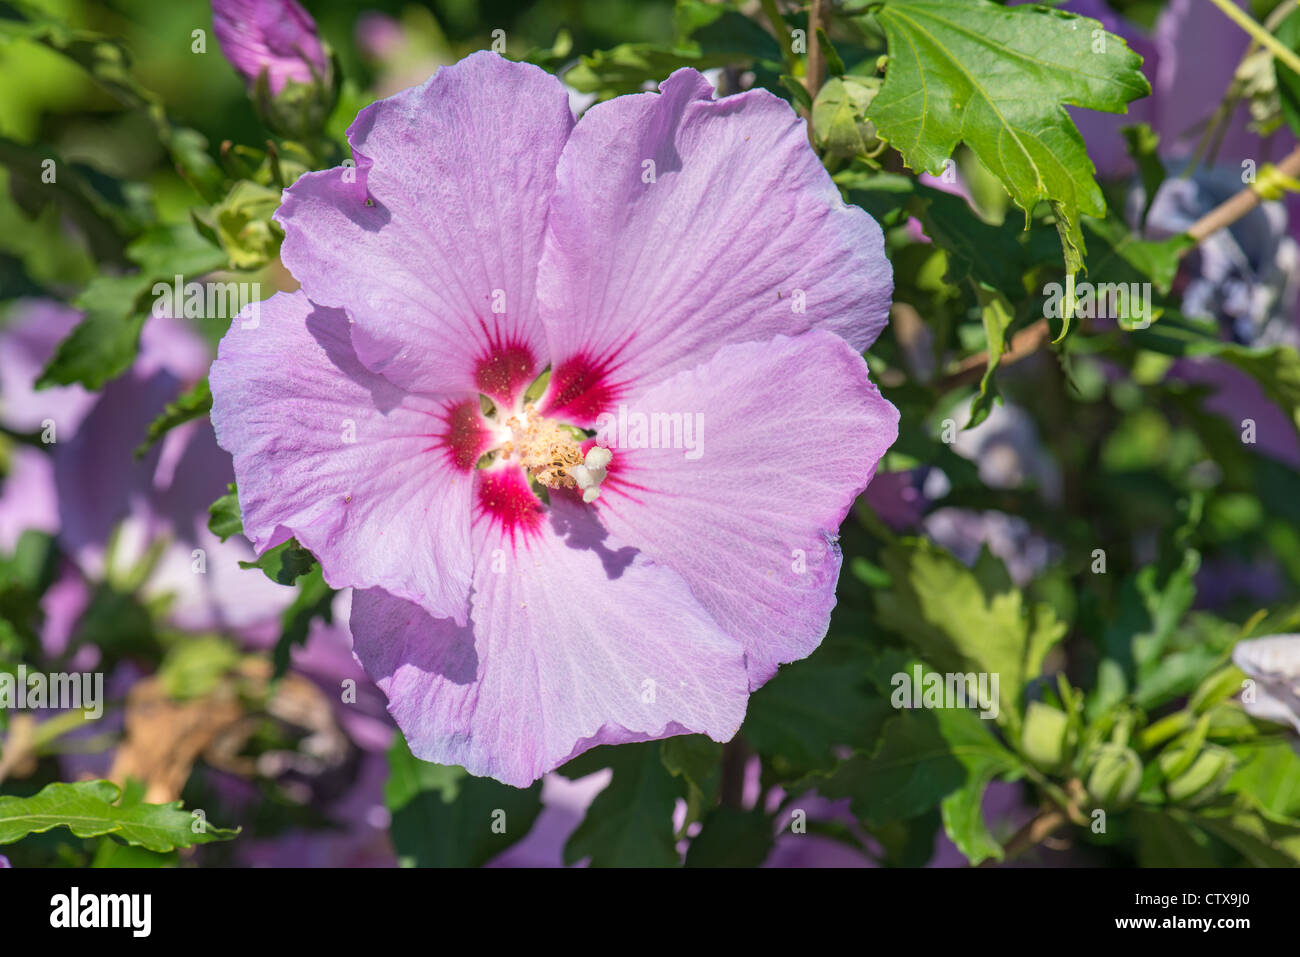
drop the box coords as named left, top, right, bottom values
left=211, top=52, right=897, bottom=786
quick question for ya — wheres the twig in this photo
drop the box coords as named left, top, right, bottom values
left=1188, top=145, right=1300, bottom=242
left=806, top=0, right=826, bottom=100
left=1207, top=0, right=1300, bottom=78
left=979, top=807, right=1068, bottom=867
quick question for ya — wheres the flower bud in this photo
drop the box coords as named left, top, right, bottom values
left=1085, top=744, right=1142, bottom=809
left=212, top=0, right=335, bottom=138
left=1160, top=744, right=1237, bottom=807
left=811, top=76, right=882, bottom=159
left=1021, top=701, right=1071, bottom=771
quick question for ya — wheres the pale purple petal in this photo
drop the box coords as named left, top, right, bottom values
left=275, top=52, right=573, bottom=402
left=536, top=69, right=891, bottom=424
left=350, top=495, right=750, bottom=787
left=210, top=291, right=481, bottom=623
left=593, top=331, right=898, bottom=688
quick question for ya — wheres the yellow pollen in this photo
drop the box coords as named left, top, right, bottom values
left=507, top=405, right=585, bottom=490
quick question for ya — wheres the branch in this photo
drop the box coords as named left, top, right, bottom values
left=1207, top=0, right=1300, bottom=78
left=979, top=807, right=1068, bottom=867
left=806, top=0, right=826, bottom=100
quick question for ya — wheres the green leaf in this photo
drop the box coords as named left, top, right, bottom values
left=685, top=807, right=774, bottom=867
left=968, top=285, right=1014, bottom=429
left=0, top=135, right=138, bottom=264
left=875, top=539, right=1067, bottom=723
left=899, top=180, right=1048, bottom=299
left=1074, top=214, right=1191, bottom=329
left=37, top=224, right=226, bottom=390
left=1276, top=10, right=1300, bottom=141
left=866, top=0, right=1150, bottom=281
left=384, top=736, right=542, bottom=868
left=560, top=743, right=681, bottom=867
left=781, top=74, right=814, bottom=112
left=207, top=484, right=243, bottom=542
left=816, top=28, right=846, bottom=78
left=0, top=1, right=224, bottom=202
left=35, top=275, right=153, bottom=390
left=564, top=45, right=735, bottom=97
left=941, top=760, right=1018, bottom=866
left=812, top=662, right=1021, bottom=846
left=871, top=808, right=942, bottom=866
left=1191, top=810, right=1300, bottom=867
left=0, top=780, right=237, bottom=853
left=239, top=538, right=317, bottom=585
left=1225, top=738, right=1300, bottom=823
left=660, top=734, right=721, bottom=829
left=1131, top=808, right=1218, bottom=867
left=125, top=222, right=232, bottom=277
left=673, top=0, right=783, bottom=63
left=135, top=377, right=211, bottom=458
left=744, top=635, right=892, bottom=780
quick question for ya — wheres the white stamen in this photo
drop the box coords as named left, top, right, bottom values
left=572, top=446, right=613, bottom=502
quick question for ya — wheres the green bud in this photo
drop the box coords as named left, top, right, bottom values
left=1161, top=744, right=1237, bottom=807
left=1188, top=664, right=1247, bottom=714
left=1085, top=744, right=1142, bottom=809
left=250, top=51, right=339, bottom=144
left=1021, top=701, right=1071, bottom=771
left=811, top=76, right=882, bottom=159
left=213, top=180, right=284, bottom=270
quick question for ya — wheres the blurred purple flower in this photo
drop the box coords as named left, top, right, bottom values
left=1063, top=0, right=1295, bottom=178
left=212, top=0, right=328, bottom=95
left=0, top=300, right=291, bottom=638
left=1141, top=167, right=1300, bottom=347
left=0, top=447, right=57, bottom=553
left=487, top=770, right=610, bottom=868
left=355, top=12, right=404, bottom=64
left=0, top=300, right=95, bottom=434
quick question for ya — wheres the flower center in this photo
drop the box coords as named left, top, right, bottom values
left=498, top=404, right=612, bottom=503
